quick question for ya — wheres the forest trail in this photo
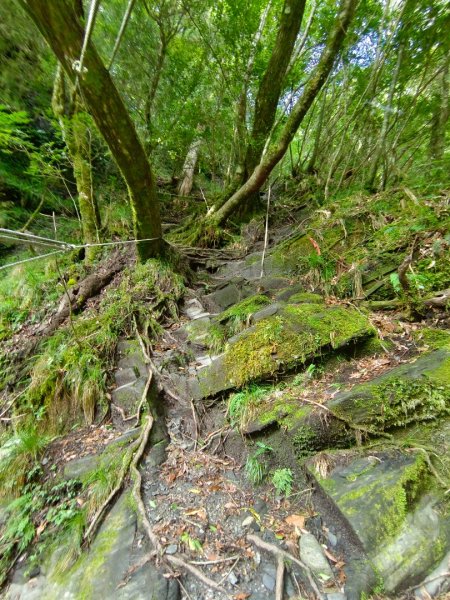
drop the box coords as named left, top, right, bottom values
left=5, top=222, right=450, bottom=600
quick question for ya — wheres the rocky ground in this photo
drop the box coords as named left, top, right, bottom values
left=4, top=219, right=450, bottom=600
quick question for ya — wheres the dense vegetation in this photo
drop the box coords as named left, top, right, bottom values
left=0, top=0, right=449, bottom=597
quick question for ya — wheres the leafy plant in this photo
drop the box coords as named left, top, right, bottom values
left=180, top=531, right=203, bottom=553
left=245, top=442, right=273, bottom=485
left=227, top=385, right=269, bottom=429
left=272, top=468, right=293, bottom=497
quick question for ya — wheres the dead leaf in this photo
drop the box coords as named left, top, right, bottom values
left=185, top=507, right=207, bottom=521
left=233, top=593, right=251, bottom=600
left=285, top=514, right=306, bottom=529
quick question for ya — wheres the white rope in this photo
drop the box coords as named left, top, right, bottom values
left=0, top=231, right=163, bottom=272
left=0, top=250, right=67, bottom=271
left=0, top=228, right=73, bottom=248
left=107, top=0, right=137, bottom=70
left=73, top=0, right=101, bottom=88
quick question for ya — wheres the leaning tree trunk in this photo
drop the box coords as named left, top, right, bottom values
left=208, top=0, right=358, bottom=227
left=211, top=0, right=306, bottom=217
left=178, top=132, right=203, bottom=197
left=20, top=0, right=163, bottom=261
left=52, top=65, right=101, bottom=263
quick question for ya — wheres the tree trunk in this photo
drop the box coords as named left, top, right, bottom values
left=366, top=44, right=404, bottom=191
left=209, top=0, right=358, bottom=227
left=178, top=133, right=203, bottom=197
left=144, top=37, right=167, bottom=155
left=243, top=0, right=307, bottom=180
left=52, top=65, right=100, bottom=263
left=20, top=0, right=163, bottom=261
left=429, top=53, right=449, bottom=162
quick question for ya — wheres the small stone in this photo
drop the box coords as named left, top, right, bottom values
left=227, top=571, right=238, bottom=585
left=327, top=593, right=347, bottom=600
left=41, top=457, right=49, bottom=466
left=241, top=516, right=254, bottom=528
left=299, top=532, right=334, bottom=582
left=327, top=531, right=338, bottom=547
left=262, top=573, right=276, bottom=591
left=165, top=544, right=178, bottom=555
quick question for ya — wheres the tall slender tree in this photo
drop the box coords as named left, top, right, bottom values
left=19, top=0, right=163, bottom=260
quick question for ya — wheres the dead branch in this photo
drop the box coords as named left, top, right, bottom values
left=247, top=534, right=325, bottom=600
left=165, top=555, right=228, bottom=596
left=423, top=288, right=450, bottom=308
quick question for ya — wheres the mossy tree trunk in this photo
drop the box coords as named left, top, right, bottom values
left=20, top=0, right=163, bottom=261
left=52, top=64, right=100, bottom=263
left=208, top=0, right=358, bottom=227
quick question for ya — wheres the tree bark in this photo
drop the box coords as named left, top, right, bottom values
left=243, top=0, right=307, bottom=179
left=52, top=64, right=100, bottom=263
left=209, top=0, right=358, bottom=226
left=429, top=52, right=449, bottom=162
left=20, top=0, right=163, bottom=261
left=178, top=132, right=203, bottom=197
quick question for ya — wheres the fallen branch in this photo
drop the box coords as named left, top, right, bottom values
left=423, top=288, right=450, bottom=308
left=247, top=534, right=325, bottom=600
left=165, top=555, right=228, bottom=596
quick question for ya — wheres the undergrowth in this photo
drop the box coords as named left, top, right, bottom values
left=18, top=260, right=184, bottom=432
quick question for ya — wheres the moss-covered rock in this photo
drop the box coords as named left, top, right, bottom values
left=309, top=451, right=450, bottom=594
left=6, top=494, right=179, bottom=600
left=329, top=349, right=450, bottom=430
left=195, top=303, right=373, bottom=398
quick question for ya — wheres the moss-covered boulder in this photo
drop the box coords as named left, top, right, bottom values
left=328, top=348, right=450, bottom=431
left=6, top=493, right=179, bottom=600
left=194, top=303, right=373, bottom=398
left=241, top=349, right=450, bottom=458
left=309, top=451, right=450, bottom=594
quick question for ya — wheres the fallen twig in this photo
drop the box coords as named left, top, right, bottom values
left=165, top=554, right=228, bottom=596
left=247, top=533, right=325, bottom=600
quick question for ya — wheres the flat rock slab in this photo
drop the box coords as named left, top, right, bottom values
left=193, top=303, right=373, bottom=398
left=299, top=532, right=334, bottom=583
left=328, top=348, right=450, bottom=430
left=309, top=451, right=450, bottom=594
left=6, top=494, right=179, bottom=600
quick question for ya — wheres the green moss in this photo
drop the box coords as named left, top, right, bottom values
left=413, top=328, right=450, bottom=351
left=18, top=260, right=185, bottom=433
left=225, top=303, right=372, bottom=388
left=288, top=292, right=324, bottom=304
left=424, top=356, right=450, bottom=386
left=337, top=454, right=430, bottom=545
left=218, top=294, right=270, bottom=333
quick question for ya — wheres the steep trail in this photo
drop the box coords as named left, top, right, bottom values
left=5, top=234, right=450, bottom=600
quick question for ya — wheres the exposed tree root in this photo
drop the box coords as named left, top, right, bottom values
left=276, top=555, right=285, bottom=600
left=165, top=555, right=228, bottom=596
left=40, top=254, right=127, bottom=338
left=247, top=533, right=325, bottom=600
left=83, top=368, right=153, bottom=546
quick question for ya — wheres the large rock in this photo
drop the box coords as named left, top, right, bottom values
left=246, top=349, right=450, bottom=457
left=309, top=451, right=450, bottom=595
left=6, top=494, right=179, bottom=600
left=329, top=348, right=450, bottom=430
left=194, top=303, right=373, bottom=398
